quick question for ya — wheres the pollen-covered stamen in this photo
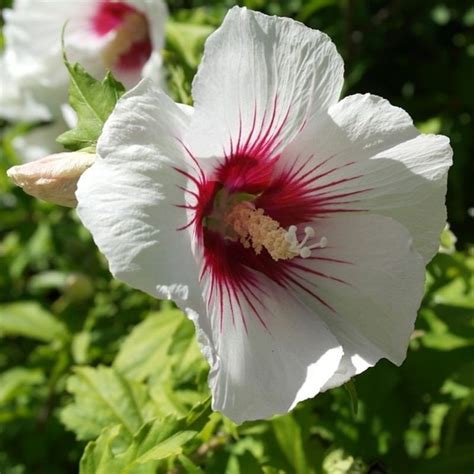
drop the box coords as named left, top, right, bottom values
left=102, top=12, right=149, bottom=69
left=224, top=202, right=327, bottom=261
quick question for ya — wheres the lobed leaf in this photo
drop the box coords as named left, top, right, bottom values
left=57, top=57, right=125, bottom=151
left=113, top=307, right=183, bottom=382
left=60, top=366, right=151, bottom=442
left=79, top=398, right=211, bottom=474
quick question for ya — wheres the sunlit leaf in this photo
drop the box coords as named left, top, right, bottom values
left=0, top=368, right=45, bottom=405
left=166, top=21, right=214, bottom=68
left=178, top=454, right=205, bottom=474
left=0, top=302, right=68, bottom=342
left=113, top=307, right=184, bottom=382
left=61, top=366, right=151, bottom=441
left=57, top=49, right=125, bottom=151
left=79, top=399, right=211, bottom=474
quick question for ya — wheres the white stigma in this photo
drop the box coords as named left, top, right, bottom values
left=285, top=225, right=327, bottom=259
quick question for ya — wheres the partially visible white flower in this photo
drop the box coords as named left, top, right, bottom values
left=0, top=54, right=52, bottom=123
left=76, top=7, right=453, bottom=423
left=8, top=151, right=95, bottom=207
left=1, top=0, right=168, bottom=161
left=12, top=121, right=67, bottom=163
left=4, top=0, right=168, bottom=92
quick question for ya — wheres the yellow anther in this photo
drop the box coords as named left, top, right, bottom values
left=224, top=202, right=299, bottom=261
left=102, top=13, right=149, bottom=68
left=224, top=202, right=328, bottom=260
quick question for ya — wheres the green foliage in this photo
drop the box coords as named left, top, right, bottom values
left=0, top=302, right=68, bottom=342
left=1, top=0, right=473, bottom=473
left=57, top=56, right=126, bottom=151
left=113, top=307, right=187, bottom=382
left=272, top=415, right=310, bottom=474
left=80, top=399, right=211, bottom=474
left=61, top=366, right=153, bottom=442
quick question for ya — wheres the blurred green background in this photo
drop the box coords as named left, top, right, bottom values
left=1, top=1, right=473, bottom=473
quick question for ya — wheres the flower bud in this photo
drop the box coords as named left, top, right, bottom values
left=7, top=152, right=95, bottom=207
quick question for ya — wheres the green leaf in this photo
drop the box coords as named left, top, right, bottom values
left=166, top=21, right=214, bottom=68
left=322, top=449, right=366, bottom=474
left=178, top=454, right=205, bottom=474
left=168, top=316, right=208, bottom=382
left=272, top=415, right=309, bottom=474
left=410, top=443, right=474, bottom=473
left=297, top=0, right=338, bottom=22
left=417, top=117, right=442, bottom=134
left=57, top=51, right=125, bottom=151
left=343, top=379, right=358, bottom=416
left=0, top=368, right=45, bottom=405
left=79, top=398, right=211, bottom=474
left=61, top=366, right=151, bottom=441
left=226, top=452, right=266, bottom=474
left=114, top=305, right=207, bottom=388
left=113, top=307, right=184, bottom=382
left=71, top=331, right=92, bottom=365
left=0, top=302, right=68, bottom=342
left=79, top=425, right=155, bottom=474
left=148, top=384, right=194, bottom=418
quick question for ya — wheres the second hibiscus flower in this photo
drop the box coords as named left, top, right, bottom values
left=76, top=7, right=452, bottom=423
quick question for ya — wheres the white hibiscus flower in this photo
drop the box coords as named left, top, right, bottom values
left=76, top=7, right=453, bottom=423
left=1, top=0, right=168, bottom=160
left=0, top=53, right=52, bottom=123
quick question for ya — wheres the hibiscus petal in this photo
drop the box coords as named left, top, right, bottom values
left=3, top=0, right=98, bottom=85
left=76, top=80, right=201, bottom=306
left=286, top=213, right=425, bottom=389
left=0, top=54, right=52, bottom=122
left=13, top=121, right=66, bottom=163
left=282, top=93, right=452, bottom=263
left=4, top=0, right=166, bottom=92
left=187, top=6, right=344, bottom=162
left=200, top=273, right=343, bottom=423
left=127, top=0, right=167, bottom=51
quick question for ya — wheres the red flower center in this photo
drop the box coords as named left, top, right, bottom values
left=91, top=1, right=152, bottom=72
left=177, top=149, right=346, bottom=330
left=177, top=105, right=368, bottom=330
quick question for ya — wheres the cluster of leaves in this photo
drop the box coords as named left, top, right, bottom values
left=1, top=0, right=473, bottom=473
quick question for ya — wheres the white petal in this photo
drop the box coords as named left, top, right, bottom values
left=141, top=51, right=165, bottom=88
left=200, top=275, right=342, bottom=423
left=283, top=94, right=452, bottom=263
left=127, top=0, right=167, bottom=51
left=13, top=121, right=66, bottom=163
left=3, top=1, right=97, bottom=87
left=0, top=54, right=52, bottom=122
left=4, top=0, right=166, bottom=99
left=288, top=213, right=425, bottom=389
left=76, top=80, right=201, bottom=306
left=177, top=103, right=195, bottom=118
left=75, top=80, right=217, bottom=409
left=187, top=6, right=344, bottom=161
left=360, top=134, right=451, bottom=264
left=60, top=104, right=78, bottom=129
